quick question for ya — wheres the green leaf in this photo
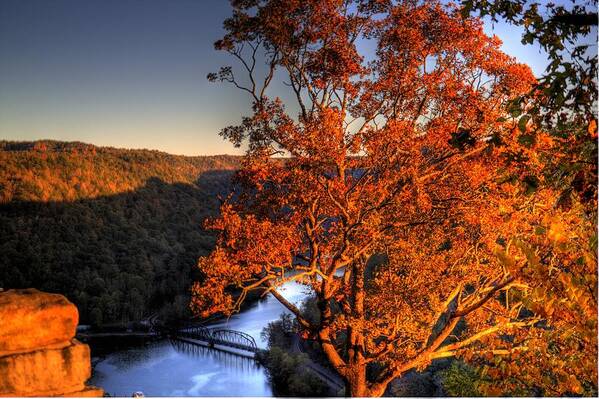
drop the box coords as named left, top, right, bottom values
left=518, top=115, right=530, bottom=132
left=518, top=133, right=535, bottom=147
left=508, top=101, right=522, bottom=117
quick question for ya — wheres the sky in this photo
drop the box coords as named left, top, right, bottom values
left=0, top=0, right=551, bottom=156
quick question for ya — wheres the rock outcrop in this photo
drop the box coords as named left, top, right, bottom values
left=0, top=289, right=103, bottom=397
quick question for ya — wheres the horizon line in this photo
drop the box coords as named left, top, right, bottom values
left=0, top=138, right=243, bottom=158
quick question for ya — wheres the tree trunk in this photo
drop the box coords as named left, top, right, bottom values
left=346, top=360, right=368, bottom=397
left=345, top=260, right=369, bottom=397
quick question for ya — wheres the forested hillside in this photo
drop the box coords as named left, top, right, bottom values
left=0, top=141, right=241, bottom=325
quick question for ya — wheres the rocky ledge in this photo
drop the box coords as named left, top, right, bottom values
left=0, top=288, right=103, bottom=397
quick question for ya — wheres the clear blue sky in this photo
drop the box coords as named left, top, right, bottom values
left=0, top=0, right=550, bottom=156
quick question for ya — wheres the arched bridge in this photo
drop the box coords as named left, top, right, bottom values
left=170, top=325, right=258, bottom=356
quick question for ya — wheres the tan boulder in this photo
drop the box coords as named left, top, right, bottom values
left=0, top=288, right=103, bottom=397
left=0, top=339, right=92, bottom=397
left=0, top=289, right=78, bottom=356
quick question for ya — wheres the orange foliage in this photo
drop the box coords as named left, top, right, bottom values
left=193, top=0, right=596, bottom=396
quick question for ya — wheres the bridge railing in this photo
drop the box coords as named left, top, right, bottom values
left=169, top=325, right=258, bottom=353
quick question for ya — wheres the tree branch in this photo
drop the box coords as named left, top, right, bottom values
left=265, top=280, right=315, bottom=330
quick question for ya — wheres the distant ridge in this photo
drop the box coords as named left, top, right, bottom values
left=0, top=140, right=241, bottom=203
left=0, top=140, right=241, bottom=325
left=0, top=140, right=238, bottom=158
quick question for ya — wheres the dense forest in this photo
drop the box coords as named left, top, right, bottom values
left=0, top=140, right=241, bottom=325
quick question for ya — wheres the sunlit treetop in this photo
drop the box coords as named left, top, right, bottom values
left=193, top=0, right=595, bottom=396
left=463, top=0, right=597, bottom=126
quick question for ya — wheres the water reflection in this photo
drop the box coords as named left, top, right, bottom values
left=90, top=281, right=311, bottom=396
left=169, top=339, right=257, bottom=371
left=90, top=340, right=271, bottom=397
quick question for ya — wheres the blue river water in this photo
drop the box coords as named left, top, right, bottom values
left=89, top=282, right=309, bottom=397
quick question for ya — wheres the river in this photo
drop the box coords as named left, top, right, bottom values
left=89, top=281, right=310, bottom=397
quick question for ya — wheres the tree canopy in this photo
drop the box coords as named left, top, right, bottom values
left=463, top=0, right=597, bottom=207
left=463, top=0, right=597, bottom=126
left=461, top=1, right=597, bottom=395
left=189, top=0, right=597, bottom=396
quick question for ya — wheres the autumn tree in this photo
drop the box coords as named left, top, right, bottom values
left=446, top=122, right=598, bottom=395
left=462, top=0, right=597, bottom=126
left=460, top=1, right=598, bottom=395
left=190, top=0, right=571, bottom=396
left=463, top=0, right=597, bottom=204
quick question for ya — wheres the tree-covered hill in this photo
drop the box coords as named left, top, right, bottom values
left=0, top=140, right=241, bottom=325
